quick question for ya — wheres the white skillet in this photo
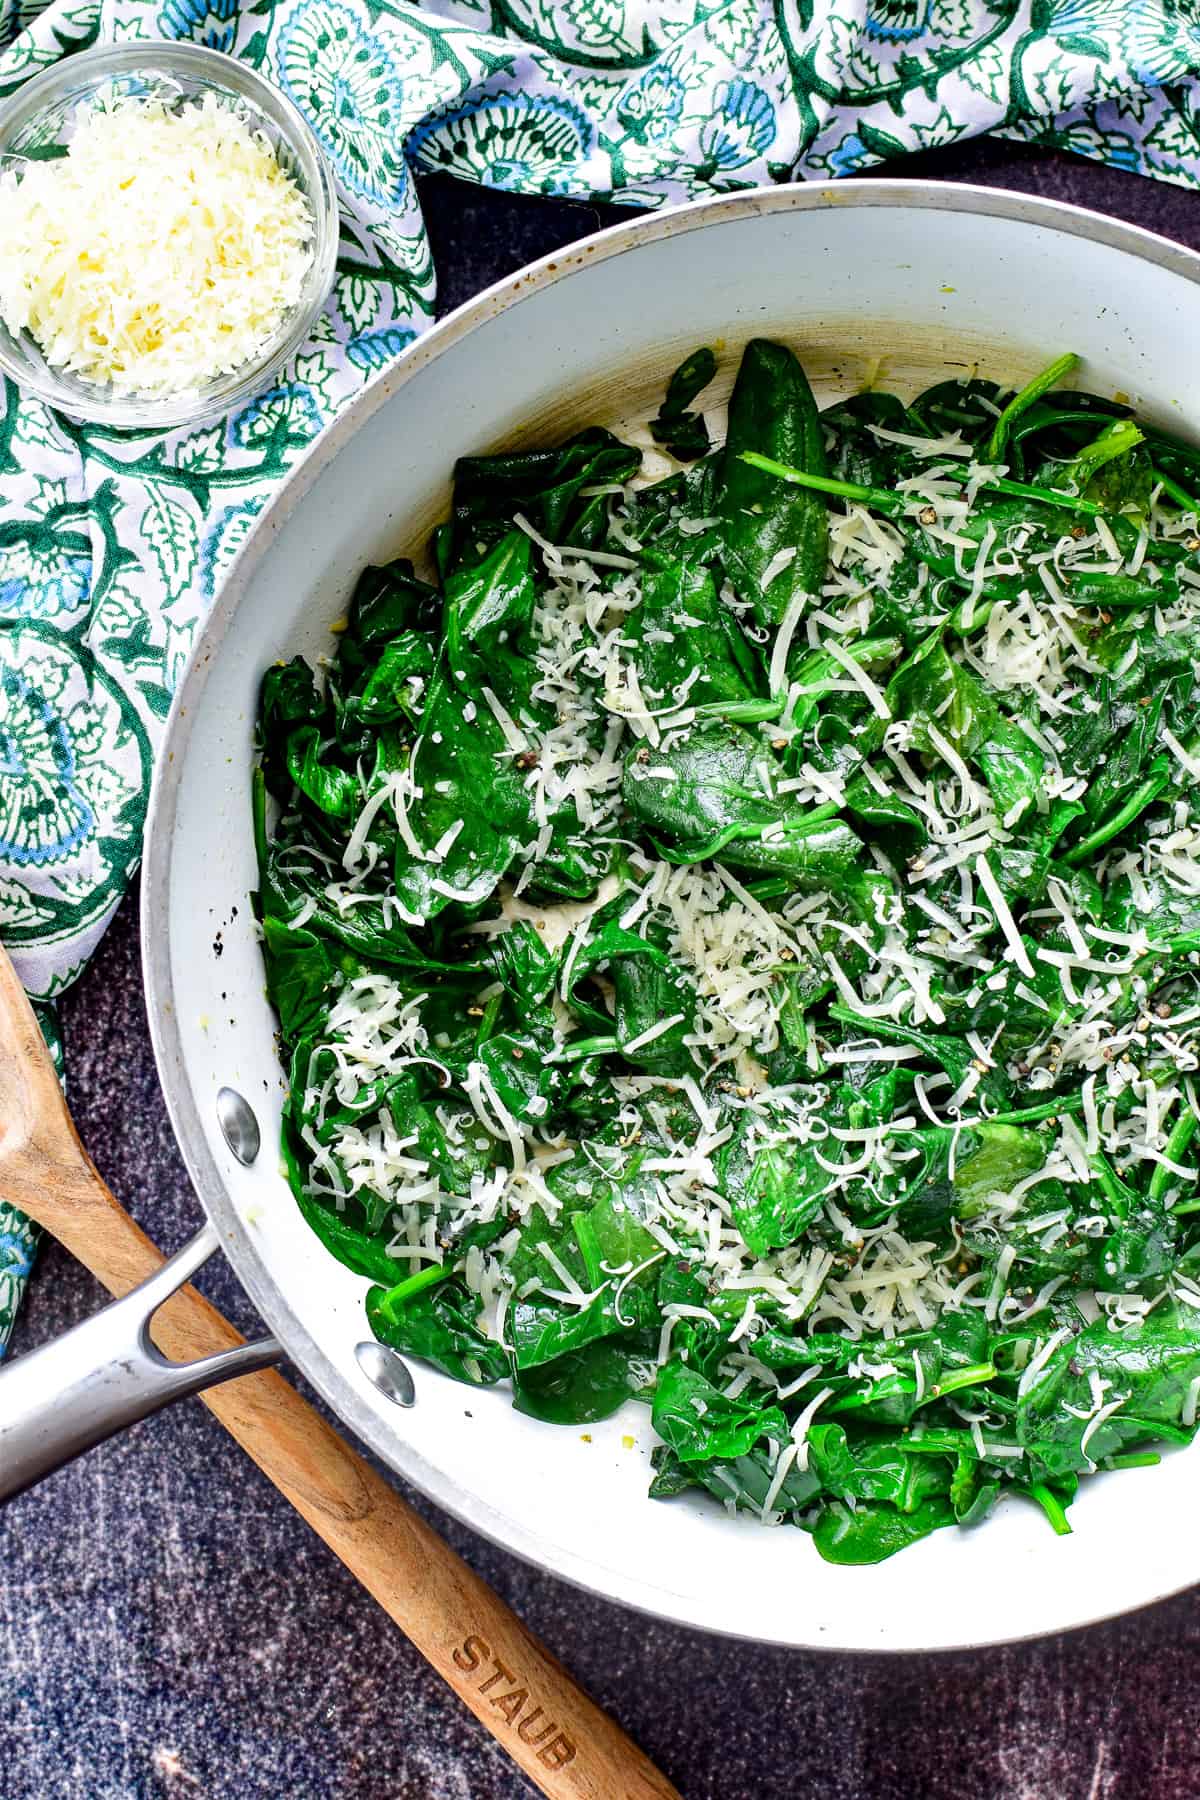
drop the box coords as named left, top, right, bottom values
left=141, top=181, right=1200, bottom=1650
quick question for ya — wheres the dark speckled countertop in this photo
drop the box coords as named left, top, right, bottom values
left=6, top=146, right=1200, bottom=1800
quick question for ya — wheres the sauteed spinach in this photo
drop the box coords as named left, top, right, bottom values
left=254, top=341, right=1200, bottom=1563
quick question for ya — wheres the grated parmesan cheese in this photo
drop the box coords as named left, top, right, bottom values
left=0, top=95, right=314, bottom=394
left=271, top=358, right=1200, bottom=1541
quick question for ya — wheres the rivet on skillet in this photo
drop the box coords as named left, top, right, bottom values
left=355, top=1341, right=416, bottom=1408
left=216, top=1086, right=261, bottom=1166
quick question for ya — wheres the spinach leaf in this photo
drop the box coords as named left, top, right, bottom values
left=720, top=338, right=828, bottom=630
left=368, top=1275, right=509, bottom=1386
left=649, top=1443, right=821, bottom=1515
left=256, top=337, right=1200, bottom=1567
left=445, top=427, right=642, bottom=567
left=260, top=914, right=337, bottom=1041
left=629, top=550, right=758, bottom=708
left=649, top=346, right=716, bottom=462
left=811, top=1496, right=957, bottom=1564
left=652, top=1360, right=788, bottom=1462
left=622, top=722, right=862, bottom=887
left=444, top=528, right=536, bottom=669
left=1017, top=1306, right=1200, bottom=1480
left=717, top=1098, right=842, bottom=1255
left=513, top=1336, right=656, bottom=1423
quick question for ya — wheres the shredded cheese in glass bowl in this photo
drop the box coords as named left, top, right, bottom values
left=0, top=43, right=338, bottom=428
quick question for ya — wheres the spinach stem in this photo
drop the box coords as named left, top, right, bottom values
left=900, top=1431, right=967, bottom=1455
left=744, top=448, right=1104, bottom=520
left=1065, top=418, right=1144, bottom=490
left=986, top=353, right=1080, bottom=461
left=940, top=469, right=1105, bottom=517
left=555, top=1034, right=620, bottom=1063
left=1150, top=1108, right=1200, bottom=1206
left=1089, top=1151, right=1137, bottom=1218
left=251, top=764, right=269, bottom=877
left=949, top=595, right=997, bottom=634
left=693, top=696, right=786, bottom=723
left=984, top=1095, right=1086, bottom=1126
left=738, top=452, right=904, bottom=512
left=1027, top=1483, right=1073, bottom=1536
left=474, top=990, right=503, bottom=1051
left=928, top=1362, right=997, bottom=1401
left=890, top=1094, right=1087, bottom=1133
left=1153, top=466, right=1200, bottom=513
left=1063, top=768, right=1170, bottom=864
left=375, top=1261, right=454, bottom=1325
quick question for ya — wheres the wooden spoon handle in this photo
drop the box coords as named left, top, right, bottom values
left=5, top=1171, right=677, bottom=1799
left=171, top=1313, right=675, bottom=1800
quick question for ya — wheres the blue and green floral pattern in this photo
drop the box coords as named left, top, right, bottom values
left=3, top=0, right=1200, bottom=1351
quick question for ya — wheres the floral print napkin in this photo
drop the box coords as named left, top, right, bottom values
left=3, top=0, right=1200, bottom=1349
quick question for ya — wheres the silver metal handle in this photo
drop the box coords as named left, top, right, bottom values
left=0, top=1223, right=283, bottom=1502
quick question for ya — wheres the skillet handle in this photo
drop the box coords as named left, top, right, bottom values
left=0, top=1244, right=685, bottom=1800
left=0, top=1222, right=282, bottom=1501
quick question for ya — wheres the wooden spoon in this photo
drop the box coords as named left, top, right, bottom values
left=0, top=944, right=679, bottom=1800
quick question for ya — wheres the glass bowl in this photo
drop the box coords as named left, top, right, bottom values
left=0, top=42, right=339, bottom=430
